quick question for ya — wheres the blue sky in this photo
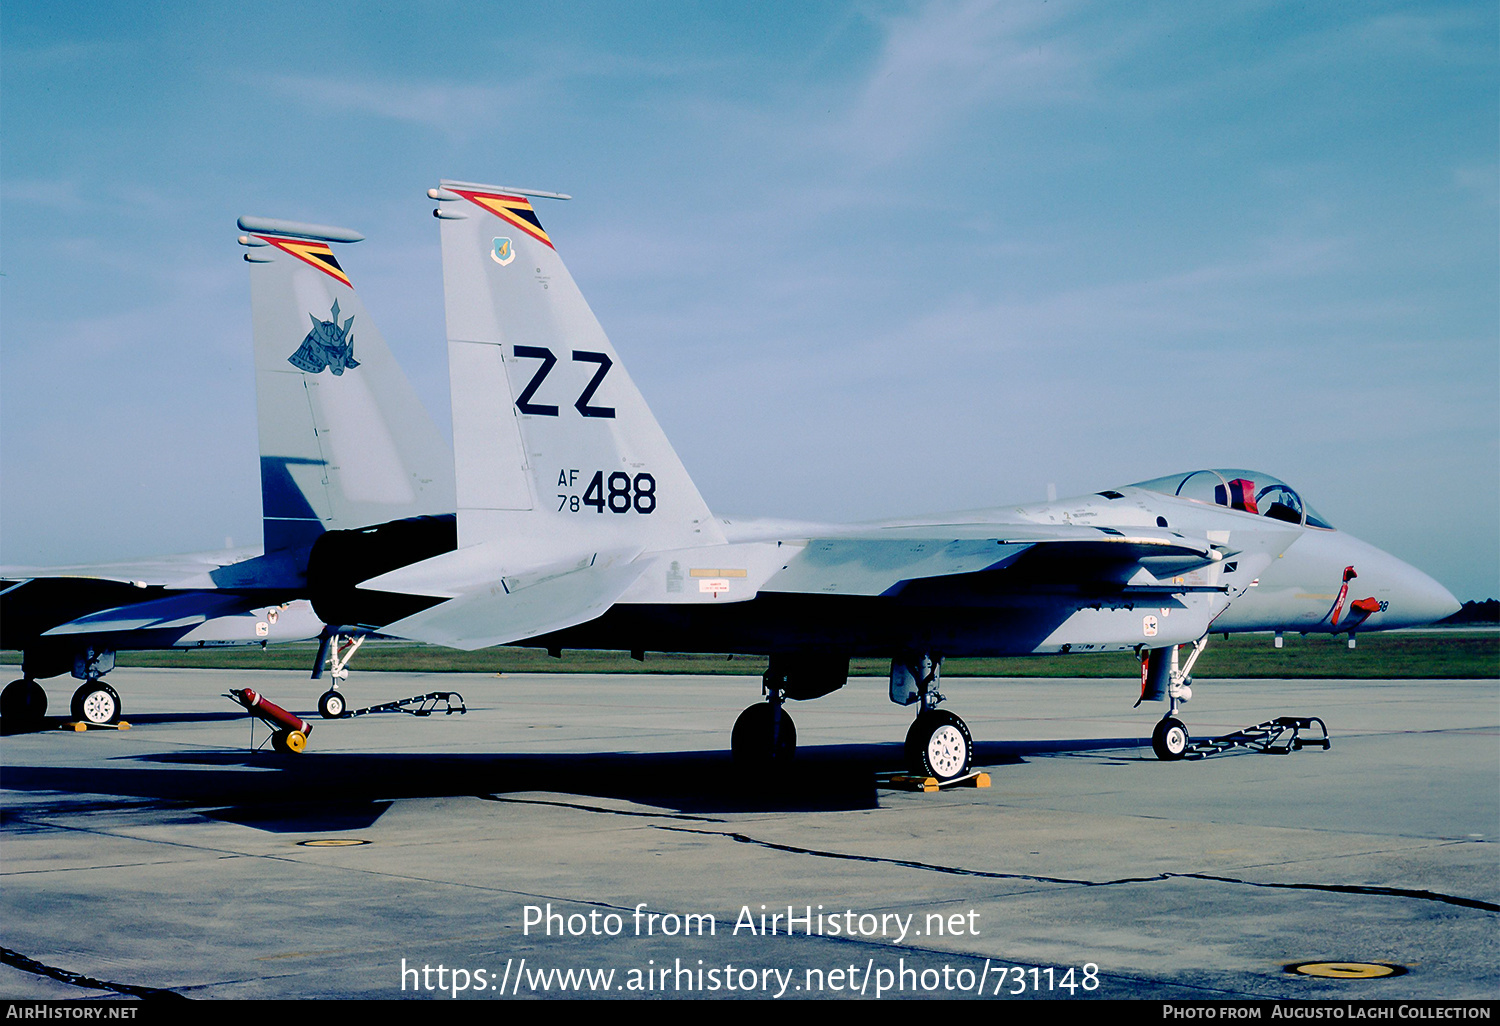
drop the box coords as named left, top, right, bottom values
left=3, top=1, right=1496, bottom=601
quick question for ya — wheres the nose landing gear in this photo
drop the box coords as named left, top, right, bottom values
left=317, top=689, right=346, bottom=719
left=312, top=629, right=365, bottom=719
left=1151, top=716, right=1189, bottom=760
left=1141, top=637, right=1206, bottom=761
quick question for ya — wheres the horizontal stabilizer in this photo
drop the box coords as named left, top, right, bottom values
left=237, top=217, right=365, bottom=243
left=381, top=554, right=646, bottom=650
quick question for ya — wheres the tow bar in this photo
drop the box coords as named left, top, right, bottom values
left=340, top=692, right=467, bottom=718
left=1184, top=716, right=1330, bottom=760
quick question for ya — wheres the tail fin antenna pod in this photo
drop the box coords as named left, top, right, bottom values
left=432, top=180, right=724, bottom=564
left=240, top=216, right=455, bottom=556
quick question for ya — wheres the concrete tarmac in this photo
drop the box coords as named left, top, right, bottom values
left=1, top=667, right=1495, bottom=1001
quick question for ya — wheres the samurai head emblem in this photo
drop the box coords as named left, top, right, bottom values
left=288, top=300, right=359, bottom=375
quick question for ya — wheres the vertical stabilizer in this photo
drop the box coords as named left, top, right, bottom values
left=240, top=217, right=455, bottom=555
left=429, top=181, right=723, bottom=566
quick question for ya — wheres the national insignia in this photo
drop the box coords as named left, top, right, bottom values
left=288, top=300, right=360, bottom=375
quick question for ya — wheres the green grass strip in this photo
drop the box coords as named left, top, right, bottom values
left=3, top=631, right=1493, bottom=679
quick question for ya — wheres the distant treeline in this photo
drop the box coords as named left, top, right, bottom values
left=1441, top=599, right=1499, bottom=624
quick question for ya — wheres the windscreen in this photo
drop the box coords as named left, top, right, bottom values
left=1129, top=469, right=1334, bottom=529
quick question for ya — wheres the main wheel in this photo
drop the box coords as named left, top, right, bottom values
left=317, top=689, right=346, bottom=719
left=905, top=709, right=973, bottom=781
left=2, top=678, right=47, bottom=729
left=71, top=681, right=121, bottom=725
left=731, top=703, right=797, bottom=765
left=1152, top=717, right=1189, bottom=761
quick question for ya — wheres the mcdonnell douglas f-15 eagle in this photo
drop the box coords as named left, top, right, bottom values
left=316, top=179, right=1461, bottom=781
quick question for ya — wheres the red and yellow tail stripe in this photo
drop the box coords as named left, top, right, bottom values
left=255, top=235, right=354, bottom=288
left=450, top=189, right=555, bottom=249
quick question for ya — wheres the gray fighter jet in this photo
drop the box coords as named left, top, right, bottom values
left=0, top=218, right=454, bottom=729
left=332, top=182, right=1461, bottom=779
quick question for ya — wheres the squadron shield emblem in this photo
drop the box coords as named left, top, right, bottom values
left=492, top=237, right=516, bottom=266
left=288, top=300, right=360, bottom=375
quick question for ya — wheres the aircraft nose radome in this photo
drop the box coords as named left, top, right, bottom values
left=1395, top=564, right=1461, bottom=627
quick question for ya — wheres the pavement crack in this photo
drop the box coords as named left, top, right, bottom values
left=0, top=945, right=186, bottom=1000
left=658, top=826, right=1500, bottom=913
left=477, top=794, right=726, bottom=822
left=1174, top=873, right=1500, bottom=912
left=655, top=824, right=1115, bottom=885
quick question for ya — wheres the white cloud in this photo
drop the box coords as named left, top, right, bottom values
left=832, top=0, right=1089, bottom=165
left=266, top=74, right=530, bottom=136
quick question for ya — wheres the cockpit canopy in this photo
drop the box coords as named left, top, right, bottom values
left=1129, top=469, right=1334, bottom=529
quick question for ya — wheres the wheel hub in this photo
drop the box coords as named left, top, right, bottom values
left=926, top=725, right=968, bottom=778
left=80, top=690, right=116, bottom=724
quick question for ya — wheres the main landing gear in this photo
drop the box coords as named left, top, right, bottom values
left=63, top=647, right=122, bottom=726
left=731, top=698, right=797, bottom=766
left=731, top=654, right=846, bottom=767
left=894, top=653, right=973, bottom=782
left=2, top=674, right=122, bottom=731
left=2, top=678, right=48, bottom=730
left=906, top=709, right=974, bottom=780
left=71, top=680, right=121, bottom=725
left=728, top=652, right=975, bottom=783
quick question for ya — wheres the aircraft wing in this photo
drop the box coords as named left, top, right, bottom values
left=1, top=548, right=265, bottom=591
left=371, top=525, right=1228, bottom=651
left=39, top=592, right=278, bottom=635
left=762, top=525, right=1224, bottom=597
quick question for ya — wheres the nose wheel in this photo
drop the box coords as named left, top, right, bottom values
left=317, top=689, right=346, bottom=719
left=1152, top=717, right=1189, bottom=760
left=906, top=709, right=974, bottom=781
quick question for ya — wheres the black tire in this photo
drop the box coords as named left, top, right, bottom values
left=318, top=690, right=346, bottom=719
left=71, top=682, right=121, bottom=725
left=905, top=709, right=973, bottom=781
left=731, top=703, right=797, bottom=765
left=1152, top=717, right=1189, bottom=761
left=2, top=678, right=47, bottom=729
